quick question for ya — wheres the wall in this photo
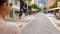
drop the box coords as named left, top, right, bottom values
left=46, top=0, right=55, bottom=7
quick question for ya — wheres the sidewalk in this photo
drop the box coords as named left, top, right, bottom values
left=5, top=13, right=39, bottom=30
left=44, top=13, right=60, bottom=31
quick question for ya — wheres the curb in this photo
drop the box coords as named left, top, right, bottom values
left=19, top=15, right=35, bottom=31
left=43, top=14, right=60, bottom=31
left=19, top=13, right=40, bottom=31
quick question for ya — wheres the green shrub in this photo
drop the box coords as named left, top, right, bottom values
left=56, top=0, right=60, bottom=2
left=37, top=8, right=41, bottom=11
left=43, top=7, right=47, bottom=10
left=49, top=2, right=57, bottom=9
left=30, top=4, right=41, bottom=10
left=31, top=4, right=38, bottom=9
left=28, top=5, right=32, bottom=10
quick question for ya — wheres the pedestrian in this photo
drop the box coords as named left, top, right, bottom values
left=19, top=0, right=24, bottom=19
left=0, top=0, right=20, bottom=34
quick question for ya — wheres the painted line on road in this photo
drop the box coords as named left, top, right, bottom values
left=43, top=14, right=60, bottom=31
left=20, top=12, right=40, bottom=31
left=20, top=15, right=37, bottom=31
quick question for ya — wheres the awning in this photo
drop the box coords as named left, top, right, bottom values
left=50, top=7, right=60, bottom=10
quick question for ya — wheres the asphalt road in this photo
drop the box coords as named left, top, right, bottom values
left=20, top=13, right=60, bottom=34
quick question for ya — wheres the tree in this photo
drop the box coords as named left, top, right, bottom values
left=56, top=0, right=60, bottom=2
left=43, top=7, right=47, bottom=10
left=49, top=2, right=57, bottom=9
left=24, top=0, right=32, bottom=2
left=37, top=7, right=41, bottom=12
left=31, top=4, right=38, bottom=9
left=28, top=5, right=32, bottom=10
left=49, top=0, right=60, bottom=9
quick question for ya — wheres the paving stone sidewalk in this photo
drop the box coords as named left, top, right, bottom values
left=5, top=13, right=40, bottom=29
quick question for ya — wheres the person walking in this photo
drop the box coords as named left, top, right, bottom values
left=0, top=0, right=20, bottom=34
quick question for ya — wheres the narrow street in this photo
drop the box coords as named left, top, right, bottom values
left=20, top=13, right=60, bottom=34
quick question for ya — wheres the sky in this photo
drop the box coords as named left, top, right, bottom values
left=38, top=0, right=46, bottom=5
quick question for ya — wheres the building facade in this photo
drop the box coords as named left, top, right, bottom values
left=46, top=0, right=55, bottom=8
left=58, top=1, right=60, bottom=8
left=30, top=0, right=38, bottom=5
left=34, top=0, right=38, bottom=5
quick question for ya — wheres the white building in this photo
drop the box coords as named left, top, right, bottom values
left=31, top=0, right=34, bottom=4
left=31, top=0, right=38, bottom=5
